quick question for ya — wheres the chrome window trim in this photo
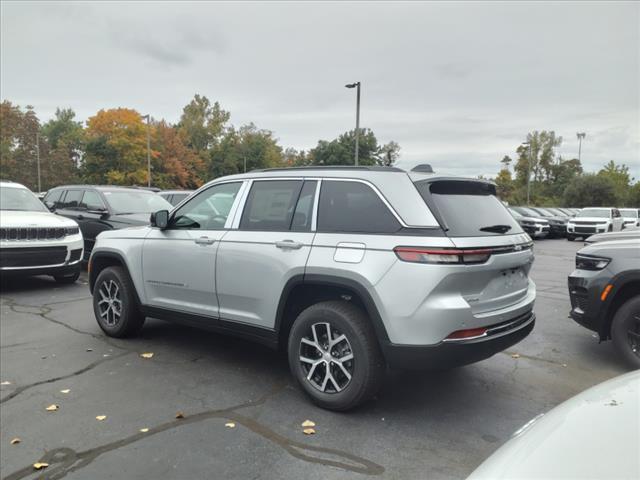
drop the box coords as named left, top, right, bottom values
left=230, top=180, right=253, bottom=229
left=224, top=180, right=250, bottom=229
left=311, top=179, right=322, bottom=232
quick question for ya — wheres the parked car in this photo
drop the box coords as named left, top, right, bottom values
left=568, top=239, right=640, bottom=368
left=43, top=185, right=172, bottom=261
left=584, top=227, right=640, bottom=245
left=557, top=207, right=576, bottom=217
left=88, top=166, right=536, bottom=410
left=526, top=207, right=568, bottom=237
left=468, top=370, right=640, bottom=479
left=620, top=208, right=639, bottom=228
left=566, top=207, right=624, bottom=241
left=159, top=190, right=194, bottom=206
left=508, top=208, right=549, bottom=238
left=510, top=207, right=550, bottom=238
left=0, top=181, right=83, bottom=283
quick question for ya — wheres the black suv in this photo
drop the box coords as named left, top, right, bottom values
left=568, top=239, right=640, bottom=368
left=43, top=186, right=172, bottom=260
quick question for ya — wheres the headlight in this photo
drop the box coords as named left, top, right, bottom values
left=65, top=226, right=80, bottom=236
left=576, top=254, right=611, bottom=270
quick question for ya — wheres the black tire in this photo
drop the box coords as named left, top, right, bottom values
left=53, top=267, right=80, bottom=284
left=567, top=235, right=575, bottom=241
left=611, top=296, right=640, bottom=369
left=92, top=266, right=145, bottom=338
left=608, top=225, right=613, bottom=232
left=287, top=300, right=385, bottom=411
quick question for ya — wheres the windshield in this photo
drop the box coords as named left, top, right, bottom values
left=414, top=180, right=522, bottom=237
left=532, top=208, right=553, bottom=217
left=546, top=208, right=568, bottom=217
left=0, top=186, right=48, bottom=212
left=102, top=190, right=172, bottom=214
left=509, top=208, right=522, bottom=218
left=513, top=206, right=541, bottom=218
left=620, top=209, right=638, bottom=218
left=577, top=209, right=611, bottom=219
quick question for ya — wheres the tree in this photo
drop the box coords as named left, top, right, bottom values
left=563, top=174, right=617, bottom=207
left=628, top=182, right=640, bottom=207
left=598, top=160, right=632, bottom=205
left=152, top=121, right=205, bottom=189
left=500, top=155, right=512, bottom=170
left=0, top=101, right=41, bottom=190
left=83, top=108, right=150, bottom=185
left=40, top=108, right=84, bottom=188
left=514, top=131, right=563, bottom=185
left=495, top=168, right=514, bottom=202
left=178, top=94, right=230, bottom=153
left=310, top=129, right=400, bottom=166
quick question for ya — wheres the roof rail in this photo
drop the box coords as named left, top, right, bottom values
left=411, top=164, right=434, bottom=173
left=250, top=166, right=405, bottom=173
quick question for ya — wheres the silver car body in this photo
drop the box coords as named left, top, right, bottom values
left=91, top=168, right=536, bottom=363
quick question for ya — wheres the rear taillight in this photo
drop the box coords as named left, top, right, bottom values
left=393, top=247, right=492, bottom=264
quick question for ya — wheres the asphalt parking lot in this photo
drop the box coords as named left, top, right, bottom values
left=0, top=239, right=631, bottom=480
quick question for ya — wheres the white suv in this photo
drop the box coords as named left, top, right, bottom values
left=567, top=207, right=624, bottom=241
left=0, top=181, right=83, bottom=283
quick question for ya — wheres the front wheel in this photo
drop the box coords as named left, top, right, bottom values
left=611, top=296, right=640, bottom=369
left=53, top=267, right=80, bottom=284
left=567, top=235, right=575, bottom=241
left=288, top=301, right=385, bottom=411
left=93, top=266, right=145, bottom=338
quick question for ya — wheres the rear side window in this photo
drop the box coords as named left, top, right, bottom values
left=240, top=180, right=303, bottom=231
left=415, top=180, right=522, bottom=237
left=291, top=181, right=317, bottom=232
left=317, top=181, right=400, bottom=233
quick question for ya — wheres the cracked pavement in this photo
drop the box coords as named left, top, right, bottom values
left=0, top=240, right=631, bottom=479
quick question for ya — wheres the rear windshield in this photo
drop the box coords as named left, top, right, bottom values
left=414, top=180, right=523, bottom=237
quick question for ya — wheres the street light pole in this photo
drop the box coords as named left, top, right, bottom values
left=576, top=132, right=586, bottom=163
left=345, top=82, right=361, bottom=166
left=36, top=131, right=41, bottom=193
left=522, top=141, right=532, bottom=205
left=142, top=114, right=151, bottom=187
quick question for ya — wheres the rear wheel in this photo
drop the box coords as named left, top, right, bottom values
left=93, top=266, right=145, bottom=338
left=288, top=301, right=385, bottom=411
left=611, top=296, right=640, bottom=369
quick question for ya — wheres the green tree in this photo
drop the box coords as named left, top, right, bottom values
left=627, top=182, right=640, bottom=207
left=0, top=101, right=41, bottom=190
left=495, top=168, right=514, bottom=202
left=598, top=160, right=632, bottom=205
left=40, top=108, right=84, bottom=188
left=514, top=131, right=563, bottom=185
left=563, top=174, right=617, bottom=207
left=178, top=94, right=230, bottom=153
left=310, top=129, right=399, bottom=166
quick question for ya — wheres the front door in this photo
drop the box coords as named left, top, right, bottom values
left=141, top=182, right=243, bottom=318
left=216, top=179, right=317, bottom=328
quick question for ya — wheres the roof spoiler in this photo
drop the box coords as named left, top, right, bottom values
left=411, top=164, right=434, bottom=173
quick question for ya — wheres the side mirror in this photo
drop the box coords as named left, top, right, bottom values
left=45, top=201, right=56, bottom=212
left=150, top=210, right=169, bottom=229
left=88, top=207, right=108, bottom=218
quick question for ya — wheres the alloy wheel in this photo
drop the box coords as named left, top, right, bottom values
left=97, top=279, right=122, bottom=326
left=299, top=322, right=354, bottom=393
left=627, top=312, right=640, bottom=358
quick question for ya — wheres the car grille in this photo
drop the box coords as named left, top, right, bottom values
left=575, top=226, right=596, bottom=234
left=0, top=227, right=78, bottom=241
left=573, top=221, right=598, bottom=226
left=0, top=247, right=68, bottom=268
left=569, top=287, right=589, bottom=312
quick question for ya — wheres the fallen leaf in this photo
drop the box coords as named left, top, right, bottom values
left=45, top=404, right=59, bottom=412
left=562, top=364, right=567, bottom=367
left=1, top=381, right=11, bottom=386
left=60, top=389, right=71, bottom=394
left=225, top=422, right=236, bottom=428
left=95, top=415, right=107, bottom=421
left=10, top=438, right=21, bottom=445
left=301, top=419, right=316, bottom=428
left=175, top=411, right=185, bottom=419
left=33, top=462, right=49, bottom=470
left=303, top=428, right=316, bottom=435
left=140, top=352, right=154, bottom=359
left=103, top=354, right=110, bottom=357
left=139, top=428, right=149, bottom=433
left=511, top=353, right=520, bottom=359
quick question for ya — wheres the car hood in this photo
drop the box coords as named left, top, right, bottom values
left=519, top=216, right=548, bottom=223
left=468, top=370, right=640, bottom=480
left=0, top=210, right=78, bottom=228
left=571, top=216, right=610, bottom=222
left=107, top=213, right=152, bottom=226
left=545, top=216, right=567, bottom=222
left=585, top=230, right=640, bottom=244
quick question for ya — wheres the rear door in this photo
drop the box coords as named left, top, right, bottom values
left=78, top=189, right=110, bottom=260
left=413, top=179, right=534, bottom=314
left=216, top=179, right=316, bottom=328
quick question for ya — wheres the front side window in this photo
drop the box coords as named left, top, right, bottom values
left=620, top=209, right=639, bottom=219
left=0, top=186, right=47, bottom=212
left=172, top=182, right=241, bottom=230
left=102, top=190, right=172, bottom=214
left=317, top=180, right=401, bottom=233
left=61, top=190, right=84, bottom=209
left=80, top=190, right=106, bottom=211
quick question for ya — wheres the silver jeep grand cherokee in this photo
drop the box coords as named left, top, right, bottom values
left=89, top=165, right=536, bottom=410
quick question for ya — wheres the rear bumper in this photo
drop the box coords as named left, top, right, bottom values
left=382, top=311, right=535, bottom=370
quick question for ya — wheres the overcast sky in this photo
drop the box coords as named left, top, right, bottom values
left=2, top=1, right=638, bottom=178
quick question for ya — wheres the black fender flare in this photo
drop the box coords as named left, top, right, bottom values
left=89, top=251, right=142, bottom=306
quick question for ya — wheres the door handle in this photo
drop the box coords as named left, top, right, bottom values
left=275, top=240, right=303, bottom=250
left=194, top=236, right=215, bottom=246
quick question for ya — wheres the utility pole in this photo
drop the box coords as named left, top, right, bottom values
left=522, top=141, right=533, bottom=205
left=345, top=82, right=361, bottom=166
left=576, top=132, right=586, bottom=163
left=141, top=114, right=151, bottom=187
left=36, top=131, right=41, bottom=193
